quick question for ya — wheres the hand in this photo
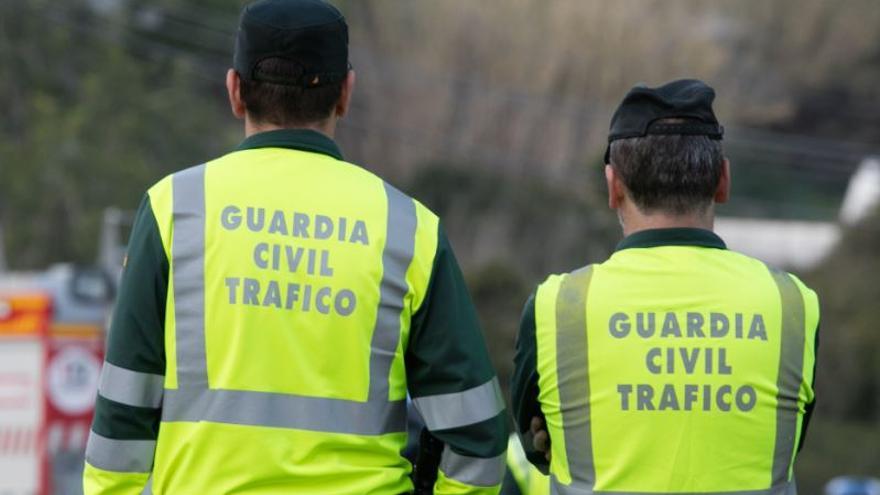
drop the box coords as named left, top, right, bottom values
left=530, top=416, right=551, bottom=462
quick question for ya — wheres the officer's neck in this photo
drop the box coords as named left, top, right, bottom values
left=244, top=117, right=337, bottom=139
left=620, top=205, right=715, bottom=237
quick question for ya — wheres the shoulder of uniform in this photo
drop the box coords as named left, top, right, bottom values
left=146, top=162, right=212, bottom=227
left=146, top=162, right=209, bottom=196
left=535, top=269, right=576, bottom=290
left=379, top=181, right=441, bottom=240
left=721, top=250, right=796, bottom=279
left=146, top=173, right=173, bottom=200
left=377, top=180, right=436, bottom=218
left=569, top=263, right=598, bottom=275
left=760, top=260, right=805, bottom=285
left=785, top=271, right=819, bottom=304
left=535, top=264, right=601, bottom=301
left=144, top=175, right=172, bottom=226
left=147, top=162, right=217, bottom=196
left=412, top=198, right=439, bottom=224
left=760, top=262, right=820, bottom=308
left=564, top=263, right=599, bottom=281
left=536, top=273, right=562, bottom=289
left=325, top=156, right=399, bottom=190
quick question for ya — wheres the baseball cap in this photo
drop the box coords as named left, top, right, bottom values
left=604, top=79, right=724, bottom=164
left=233, top=0, right=349, bottom=87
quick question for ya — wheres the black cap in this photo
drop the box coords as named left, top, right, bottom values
left=233, top=0, right=349, bottom=87
left=604, top=79, right=723, bottom=163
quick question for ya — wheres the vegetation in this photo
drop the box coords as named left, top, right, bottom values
left=806, top=208, right=880, bottom=421
left=406, top=164, right=618, bottom=385
left=0, top=1, right=235, bottom=267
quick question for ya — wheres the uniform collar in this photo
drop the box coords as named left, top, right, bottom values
left=236, top=128, right=344, bottom=161
left=615, top=227, right=727, bottom=252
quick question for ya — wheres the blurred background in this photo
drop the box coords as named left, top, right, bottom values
left=1, top=0, right=879, bottom=493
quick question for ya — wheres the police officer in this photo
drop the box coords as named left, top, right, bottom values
left=511, top=79, right=819, bottom=494
left=83, top=1, right=508, bottom=493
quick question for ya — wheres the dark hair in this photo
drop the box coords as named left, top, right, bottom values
left=609, top=119, right=724, bottom=215
left=239, top=58, right=344, bottom=127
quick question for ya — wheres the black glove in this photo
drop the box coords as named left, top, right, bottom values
left=412, top=428, right=445, bottom=495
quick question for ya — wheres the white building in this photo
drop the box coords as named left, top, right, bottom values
left=716, top=157, right=880, bottom=270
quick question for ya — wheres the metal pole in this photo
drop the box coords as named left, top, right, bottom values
left=0, top=220, right=7, bottom=273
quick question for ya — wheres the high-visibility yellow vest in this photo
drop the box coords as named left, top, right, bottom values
left=142, top=148, right=437, bottom=493
left=506, top=435, right=550, bottom=495
left=534, top=243, right=818, bottom=494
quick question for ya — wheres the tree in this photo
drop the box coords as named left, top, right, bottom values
left=0, top=0, right=236, bottom=268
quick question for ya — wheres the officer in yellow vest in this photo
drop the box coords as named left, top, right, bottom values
left=511, top=79, right=819, bottom=494
left=83, top=1, right=507, bottom=493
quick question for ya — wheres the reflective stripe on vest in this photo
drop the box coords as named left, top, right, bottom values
left=85, top=432, right=156, bottom=473
left=160, top=163, right=416, bottom=435
left=766, top=265, right=805, bottom=486
left=545, top=262, right=808, bottom=494
left=88, top=364, right=164, bottom=472
left=549, top=482, right=797, bottom=495
left=413, top=376, right=505, bottom=431
left=439, top=445, right=506, bottom=487
left=98, top=362, right=164, bottom=409
left=552, top=266, right=595, bottom=490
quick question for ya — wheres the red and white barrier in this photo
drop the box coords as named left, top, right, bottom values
left=0, top=291, right=106, bottom=495
left=0, top=293, right=50, bottom=495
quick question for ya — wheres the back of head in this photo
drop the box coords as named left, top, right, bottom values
left=606, top=79, right=726, bottom=216
left=234, top=0, right=349, bottom=127
left=239, top=59, right=345, bottom=126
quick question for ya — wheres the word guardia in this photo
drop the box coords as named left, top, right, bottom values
left=609, top=311, right=768, bottom=341
left=221, top=206, right=369, bottom=244
left=221, top=206, right=369, bottom=317
left=609, top=311, right=767, bottom=413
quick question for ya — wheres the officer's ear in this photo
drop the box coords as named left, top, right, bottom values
left=605, top=164, right=626, bottom=210
left=226, top=69, right=247, bottom=120
left=335, top=69, right=356, bottom=119
left=714, top=158, right=731, bottom=204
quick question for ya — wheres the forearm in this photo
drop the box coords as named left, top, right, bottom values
left=427, top=411, right=508, bottom=495
left=84, top=195, right=168, bottom=494
left=408, top=227, right=508, bottom=494
left=510, top=294, right=550, bottom=472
